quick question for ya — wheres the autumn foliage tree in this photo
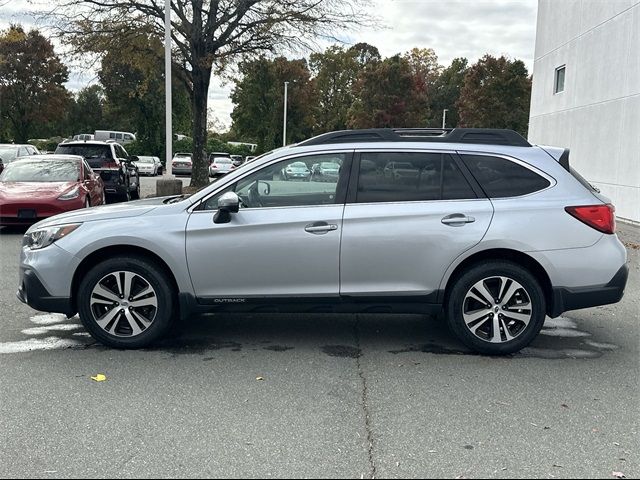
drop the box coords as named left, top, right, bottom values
left=231, top=57, right=315, bottom=151
left=457, top=55, right=532, bottom=136
left=348, top=54, right=429, bottom=128
left=0, top=25, right=70, bottom=142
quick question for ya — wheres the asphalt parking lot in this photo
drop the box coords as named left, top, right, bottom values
left=0, top=179, right=638, bottom=478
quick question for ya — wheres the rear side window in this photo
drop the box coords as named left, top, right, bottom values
left=461, top=155, right=550, bottom=198
left=356, top=152, right=476, bottom=203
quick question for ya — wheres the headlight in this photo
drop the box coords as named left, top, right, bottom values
left=58, top=186, right=80, bottom=200
left=23, top=224, right=82, bottom=250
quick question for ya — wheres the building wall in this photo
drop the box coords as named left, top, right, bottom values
left=528, top=0, right=640, bottom=222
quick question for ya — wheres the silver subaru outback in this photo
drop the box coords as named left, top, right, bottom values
left=17, top=128, right=628, bottom=355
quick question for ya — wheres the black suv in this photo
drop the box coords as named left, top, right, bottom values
left=55, top=141, right=140, bottom=202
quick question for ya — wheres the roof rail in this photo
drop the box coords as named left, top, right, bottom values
left=297, top=128, right=531, bottom=148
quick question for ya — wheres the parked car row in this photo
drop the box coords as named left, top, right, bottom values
left=0, top=138, right=154, bottom=226
left=170, top=152, right=256, bottom=177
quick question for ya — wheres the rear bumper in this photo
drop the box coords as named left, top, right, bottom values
left=17, top=268, right=74, bottom=316
left=549, top=264, right=629, bottom=317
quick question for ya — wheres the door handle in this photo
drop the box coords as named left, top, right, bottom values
left=305, top=222, right=338, bottom=234
left=441, top=214, right=476, bottom=226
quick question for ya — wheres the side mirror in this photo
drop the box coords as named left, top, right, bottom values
left=213, top=191, right=240, bottom=224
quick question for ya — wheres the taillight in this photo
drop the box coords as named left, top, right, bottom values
left=103, top=162, right=119, bottom=169
left=565, top=204, right=616, bottom=234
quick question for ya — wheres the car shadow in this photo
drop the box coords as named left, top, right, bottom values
left=13, top=311, right=619, bottom=361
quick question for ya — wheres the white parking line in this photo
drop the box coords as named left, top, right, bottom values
left=0, top=337, right=81, bottom=354
left=29, top=313, right=72, bottom=325
left=21, top=324, right=83, bottom=336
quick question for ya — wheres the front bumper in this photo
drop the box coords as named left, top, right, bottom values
left=17, top=268, right=74, bottom=316
left=549, top=264, right=629, bottom=317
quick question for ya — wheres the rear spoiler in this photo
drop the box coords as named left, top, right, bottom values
left=539, top=145, right=570, bottom=172
left=558, top=148, right=570, bottom=172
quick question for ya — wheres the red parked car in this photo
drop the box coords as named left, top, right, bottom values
left=0, top=155, right=105, bottom=226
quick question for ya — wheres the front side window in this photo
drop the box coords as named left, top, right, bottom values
left=461, top=155, right=551, bottom=198
left=202, top=153, right=347, bottom=210
left=356, top=152, right=476, bottom=203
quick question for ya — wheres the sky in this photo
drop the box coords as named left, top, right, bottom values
left=0, top=0, right=538, bottom=131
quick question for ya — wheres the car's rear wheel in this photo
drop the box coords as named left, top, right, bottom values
left=130, top=181, right=140, bottom=200
left=77, top=256, right=174, bottom=348
left=445, top=261, right=546, bottom=355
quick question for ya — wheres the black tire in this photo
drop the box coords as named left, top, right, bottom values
left=445, top=260, right=546, bottom=355
left=130, top=181, right=140, bottom=200
left=77, top=256, right=175, bottom=349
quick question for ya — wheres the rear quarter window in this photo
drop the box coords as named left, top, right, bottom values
left=461, top=154, right=550, bottom=198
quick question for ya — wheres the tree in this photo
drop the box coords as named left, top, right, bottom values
left=348, top=54, right=429, bottom=129
left=69, top=23, right=192, bottom=156
left=431, top=57, right=468, bottom=128
left=231, top=56, right=315, bottom=152
left=457, top=55, right=532, bottom=135
left=68, top=85, right=106, bottom=135
left=0, top=25, right=71, bottom=142
left=54, top=0, right=371, bottom=188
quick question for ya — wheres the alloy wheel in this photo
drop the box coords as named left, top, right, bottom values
left=89, top=271, right=158, bottom=337
left=462, top=276, right=532, bottom=343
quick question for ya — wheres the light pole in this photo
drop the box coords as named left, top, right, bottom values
left=282, top=81, right=289, bottom=147
left=442, top=109, right=449, bottom=129
left=164, top=0, right=172, bottom=172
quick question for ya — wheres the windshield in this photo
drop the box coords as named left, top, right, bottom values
left=321, top=162, right=339, bottom=169
left=136, top=157, right=154, bottom=163
left=215, top=158, right=232, bottom=164
left=0, top=160, right=79, bottom=182
left=0, top=146, right=19, bottom=162
left=175, top=153, right=191, bottom=158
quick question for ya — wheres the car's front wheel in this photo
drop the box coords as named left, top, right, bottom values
left=77, top=256, right=175, bottom=348
left=445, top=261, right=546, bottom=355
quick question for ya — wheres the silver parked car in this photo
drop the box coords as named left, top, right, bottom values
left=133, top=156, right=160, bottom=176
left=17, top=128, right=628, bottom=354
left=209, top=157, right=234, bottom=177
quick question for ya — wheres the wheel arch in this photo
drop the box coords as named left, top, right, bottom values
left=441, top=248, right=554, bottom=316
left=70, top=245, right=180, bottom=313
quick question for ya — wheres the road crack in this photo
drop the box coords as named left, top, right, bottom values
left=355, top=315, right=376, bottom=479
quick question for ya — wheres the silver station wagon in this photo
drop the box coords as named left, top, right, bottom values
left=17, top=128, right=628, bottom=354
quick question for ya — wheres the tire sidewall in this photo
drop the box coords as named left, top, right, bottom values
left=446, top=261, right=546, bottom=355
left=77, top=257, right=174, bottom=348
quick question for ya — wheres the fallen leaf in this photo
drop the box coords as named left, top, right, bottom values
left=612, top=472, right=625, bottom=479
left=91, top=374, right=106, bottom=382
left=256, top=376, right=264, bottom=381
left=543, top=426, right=551, bottom=430
left=561, top=404, right=569, bottom=409
left=428, top=450, right=436, bottom=454
left=613, top=442, right=620, bottom=446
left=553, top=464, right=563, bottom=468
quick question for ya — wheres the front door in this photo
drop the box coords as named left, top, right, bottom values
left=185, top=152, right=351, bottom=299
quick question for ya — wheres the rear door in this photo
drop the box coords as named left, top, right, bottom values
left=340, top=150, right=494, bottom=298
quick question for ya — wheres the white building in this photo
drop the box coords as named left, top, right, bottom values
left=528, top=0, right=640, bottom=222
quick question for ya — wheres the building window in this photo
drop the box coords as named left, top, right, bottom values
left=554, top=65, right=566, bottom=94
